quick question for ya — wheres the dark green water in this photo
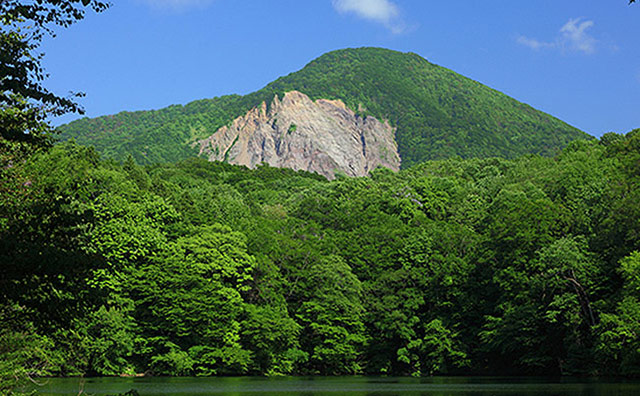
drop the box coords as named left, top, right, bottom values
left=28, top=376, right=640, bottom=396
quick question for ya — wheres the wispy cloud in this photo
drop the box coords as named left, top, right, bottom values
left=517, top=18, right=598, bottom=55
left=332, top=0, right=405, bottom=34
left=516, top=36, right=553, bottom=51
left=139, top=0, right=214, bottom=11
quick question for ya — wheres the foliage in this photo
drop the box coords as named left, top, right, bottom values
left=2, top=130, right=640, bottom=380
left=594, top=252, right=640, bottom=375
left=1, top=2, right=109, bottom=392
left=1, top=0, right=109, bottom=146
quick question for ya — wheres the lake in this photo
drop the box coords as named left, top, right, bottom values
left=28, top=376, right=640, bottom=396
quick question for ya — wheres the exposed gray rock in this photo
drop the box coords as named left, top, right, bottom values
left=194, top=91, right=400, bottom=179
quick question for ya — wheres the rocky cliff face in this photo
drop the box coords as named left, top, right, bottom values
left=194, top=91, right=400, bottom=179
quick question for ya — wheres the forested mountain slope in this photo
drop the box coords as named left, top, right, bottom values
left=58, top=48, right=589, bottom=168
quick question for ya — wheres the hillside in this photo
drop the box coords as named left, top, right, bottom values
left=58, top=47, right=590, bottom=168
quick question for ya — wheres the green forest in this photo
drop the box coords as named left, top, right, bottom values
left=58, top=47, right=588, bottom=168
left=3, top=1, right=640, bottom=395
left=3, top=130, right=640, bottom=388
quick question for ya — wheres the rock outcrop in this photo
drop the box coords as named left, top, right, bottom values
left=194, top=91, right=400, bottom=179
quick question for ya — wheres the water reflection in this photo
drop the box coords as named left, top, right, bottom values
left=30, top=376, right=640, bottom=396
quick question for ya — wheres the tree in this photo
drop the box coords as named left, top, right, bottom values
left=133, top=225, right=256, bottom=376
left=1, top=2, right=110, bottom=393
left=297, top=255, right=367, bottom=375
left=1, top=0, right=109, bottom=144
left=595, top=252, right=640, bottom=375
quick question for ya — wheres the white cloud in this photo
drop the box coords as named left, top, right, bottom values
left=560, top=18, right=596, bottom=54
left=516, top=36, right=552, bottom=51
left=517, top=17, right=598, bottom=55
left=140, top=0, right=214, bottom=11
left=332, top=0, right=405, bottom=34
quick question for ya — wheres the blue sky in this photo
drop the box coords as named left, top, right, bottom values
left=41, top=0, right=639, bottom=137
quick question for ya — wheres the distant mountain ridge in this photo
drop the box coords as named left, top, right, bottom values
left=58, top=47, right=590, bottom=171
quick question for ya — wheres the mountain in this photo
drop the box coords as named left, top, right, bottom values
left=58, top=47, right=590, bottom=172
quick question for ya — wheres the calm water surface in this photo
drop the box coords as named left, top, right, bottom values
left=30, top=376, right=640, bottom=396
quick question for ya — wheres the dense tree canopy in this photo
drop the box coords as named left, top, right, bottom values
left=2, top=131, right=640, bottom=387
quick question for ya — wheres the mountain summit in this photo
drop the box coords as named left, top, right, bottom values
left=58, top=47, right=590, bottom=174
